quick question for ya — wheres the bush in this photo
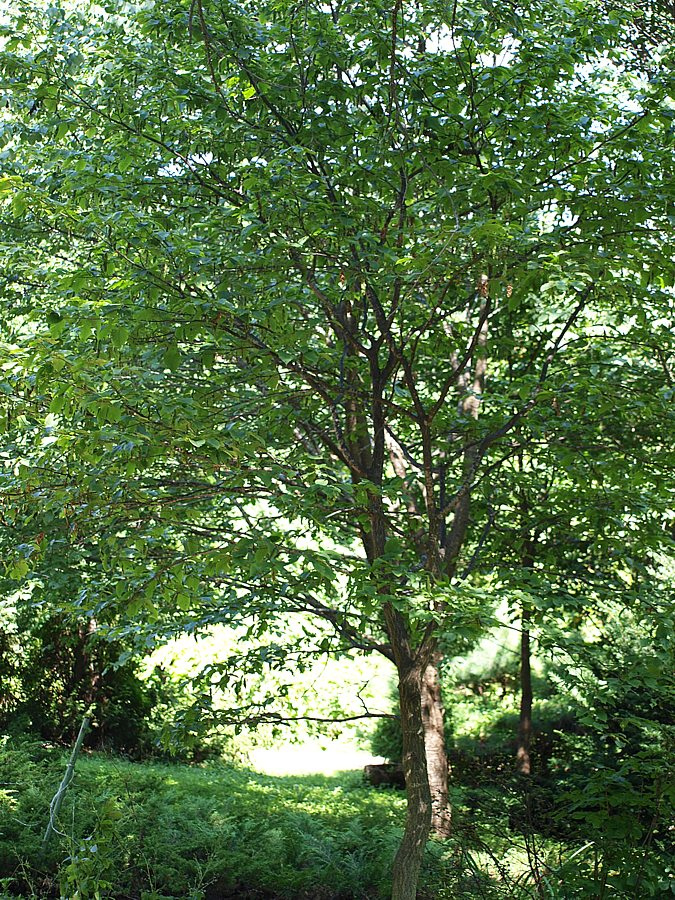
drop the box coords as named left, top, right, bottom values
left=0, top=604, right=159, bottom=755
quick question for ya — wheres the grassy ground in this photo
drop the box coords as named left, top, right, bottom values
left=0, top=740, right=553, bottom=900
left=3, top=738, right=667, bottom=899
left=0, top=743, right=423, bottom=899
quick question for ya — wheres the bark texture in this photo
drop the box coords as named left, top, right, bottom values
left=422, top=658, right=451, bottom=836
left=517, top=605, right=533, bottom=775
left=391, top=662, right=432, bottom=900
left=517, top=531, right=536, bottom=775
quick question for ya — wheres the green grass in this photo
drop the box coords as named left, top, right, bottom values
left=2, top=740, right=670, bottom=899
left=1, top=743, right=413, bottom=899
left=0, top=742, right=556, bottom=900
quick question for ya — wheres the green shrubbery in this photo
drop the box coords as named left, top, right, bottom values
left=0, top=743, right=408, bottom=899
left=0, top=594, right=157, bottom=756
left=369, top=624, right=674, bottom=899
left=0, top=606, right=240, bottom=763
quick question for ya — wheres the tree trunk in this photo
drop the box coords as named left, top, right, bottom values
left=391, top=662, right=432, bottom=900
left=517, top=604, right=533, bottom=775
left=73, top=620, right=101, bottom=692
left=421, top=656, right=451, bottom=837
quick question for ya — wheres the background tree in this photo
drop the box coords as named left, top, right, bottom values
left=479, top=339, right=675, bottom=775
left=1, top=0, right=673, bottom=896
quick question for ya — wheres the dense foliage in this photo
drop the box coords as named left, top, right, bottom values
left=0, top=0, right=673, bottom=897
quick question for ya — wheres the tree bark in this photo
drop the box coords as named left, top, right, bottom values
left=517, top=604, right=533, bottom=775
left=391, top=661, right=432, bottom=900
left=421, top=656, right=451, bottom=837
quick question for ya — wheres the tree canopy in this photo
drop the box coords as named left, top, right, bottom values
left=1, top=0, right=673, bottom=896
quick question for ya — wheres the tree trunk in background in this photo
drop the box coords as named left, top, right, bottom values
left=517, top=604, right=533, bottom=775
left=391, top=661, right=433, bottom=900
left=73, top=620, right=101, bottom=700
left=422, top=656, right=451, bottom=836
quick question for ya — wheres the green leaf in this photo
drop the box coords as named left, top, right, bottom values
left=163, top=345, right=181, bottom=371
left=9, top=558, right=29, bottom=580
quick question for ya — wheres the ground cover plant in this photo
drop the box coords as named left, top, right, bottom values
left=2, top=703, right=672, bottom=900
left=0, top=744, right=407, bottom=899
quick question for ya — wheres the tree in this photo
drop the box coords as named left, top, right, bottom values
left=1, top=0, right=673, bottom=896
left=476, top=343, right=675, bottom=775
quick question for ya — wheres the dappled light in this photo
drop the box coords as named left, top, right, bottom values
left=0, top=0, right=673, bottom=897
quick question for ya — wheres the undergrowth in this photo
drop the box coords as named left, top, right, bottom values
left=0, top=741, right=408, bottom=899
left=1, top=739, right=672, bottom=899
